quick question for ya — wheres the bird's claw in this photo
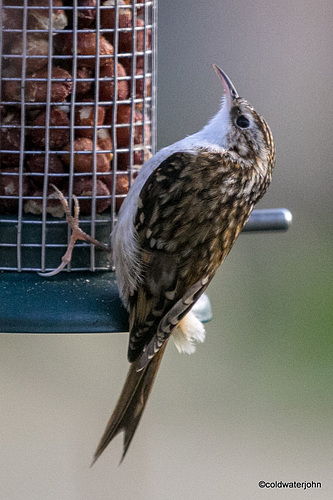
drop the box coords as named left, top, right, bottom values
left=39, top=185, right=111, bottom=277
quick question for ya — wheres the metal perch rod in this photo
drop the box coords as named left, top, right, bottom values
left=243, top=208, right=292, bottom=232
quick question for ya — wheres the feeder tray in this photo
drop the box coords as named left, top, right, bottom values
left=0, top=208, right=292, bottom=333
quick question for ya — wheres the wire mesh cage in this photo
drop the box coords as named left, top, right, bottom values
left=0, top=0, right=157, bottom=272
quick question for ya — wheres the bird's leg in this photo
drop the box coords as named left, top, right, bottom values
left=39, top=185, right=111, bottom=277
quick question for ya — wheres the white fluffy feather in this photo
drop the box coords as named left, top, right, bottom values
left=172, top=312, right=206, bottom=354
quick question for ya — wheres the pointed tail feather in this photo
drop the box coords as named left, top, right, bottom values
left=92, top=340, right=168, bottom=465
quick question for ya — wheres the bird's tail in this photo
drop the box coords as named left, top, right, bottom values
left=92, top=340, right=168, bottom=465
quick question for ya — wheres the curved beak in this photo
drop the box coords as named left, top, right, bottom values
left=212, top=64, right=239, bottom=108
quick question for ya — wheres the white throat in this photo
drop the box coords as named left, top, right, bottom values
left=185, top=97, right=230, bottom=151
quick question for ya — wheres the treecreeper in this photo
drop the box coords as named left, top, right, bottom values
left=43, top=65, right=275, bottom=463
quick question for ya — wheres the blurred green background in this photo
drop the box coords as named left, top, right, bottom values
left=1, top=0, right=333, bottom=498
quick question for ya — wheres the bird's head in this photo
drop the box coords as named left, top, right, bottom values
left=207, top=65, right=275, bottom=175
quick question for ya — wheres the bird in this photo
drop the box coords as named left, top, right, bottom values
left=42, top=64, right=275, bottom=463
left=90, top=64, right=276, bottom=464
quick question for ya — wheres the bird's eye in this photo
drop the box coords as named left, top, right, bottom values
left=236, top=115, right=250, bottom=129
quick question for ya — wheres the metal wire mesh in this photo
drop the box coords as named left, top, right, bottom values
left=0, top=0, right=157, bottom=272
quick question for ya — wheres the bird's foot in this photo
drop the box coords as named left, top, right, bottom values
left=143, top=146, right=153, bottom=161
left=39, top=185, right=111, bottom=277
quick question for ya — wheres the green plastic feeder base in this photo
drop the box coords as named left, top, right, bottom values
left=0, top=271, right=129, bottom=334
